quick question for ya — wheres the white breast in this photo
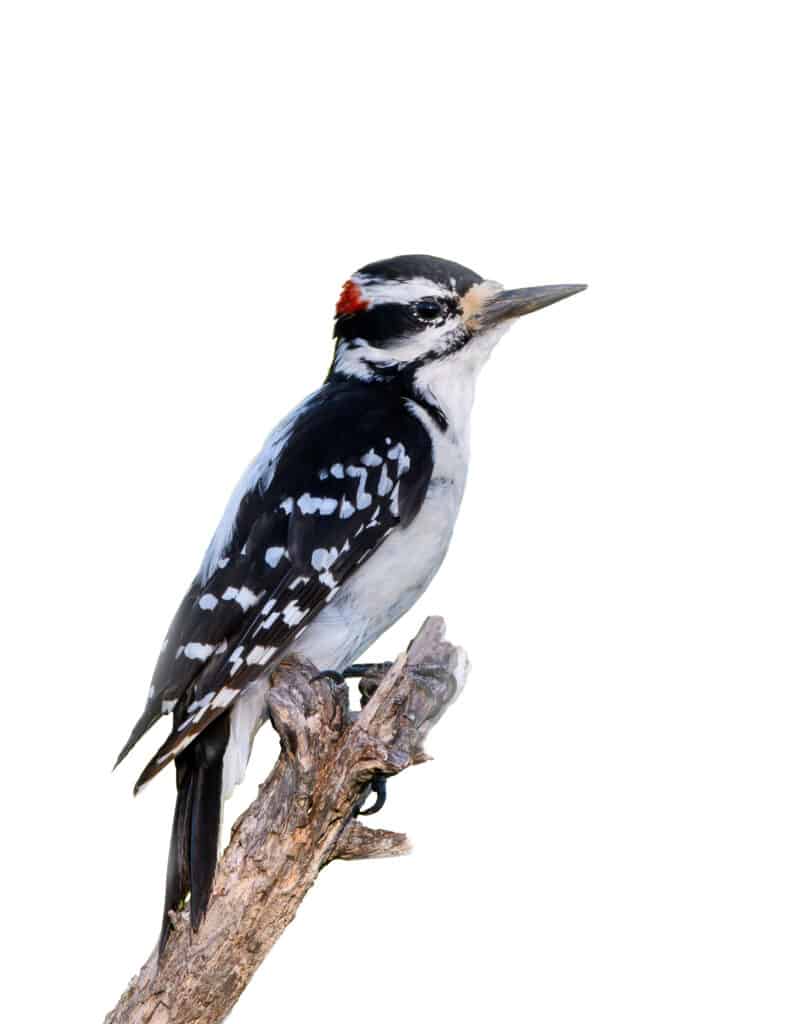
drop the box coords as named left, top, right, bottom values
left=295, top=354, right=478, bottom=669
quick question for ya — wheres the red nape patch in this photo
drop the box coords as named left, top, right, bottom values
left=335, top=279, right=369, bottom=318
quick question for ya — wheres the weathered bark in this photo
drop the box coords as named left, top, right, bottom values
left=106, top=617, right=469, bottom=1024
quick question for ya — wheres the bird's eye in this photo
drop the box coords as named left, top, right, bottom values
left=413, top=298, right=445, bottom=322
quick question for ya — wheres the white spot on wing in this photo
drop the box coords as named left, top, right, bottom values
left=282, top=600, right=307, bottom=626
left=184, top=642, right=215, bottom=661
left=298, top=494, right=338, bottom=515
left=188, top=692, right=216, bottom=723
left=361, top=449, right=383, bottom=467
left=265, top=546, right=285, bottom=568
left=235, top=586, right=259, bottom=611
left=199, top=593, right=218, bottom=611
left=346, top=465, right=371, bottom=509
left=377, top=463, right=392, bottom=496
left=247, top=645, right=276, bottom=665
left=387, top=442, right=410, bottom=477
left=311, top=547, right=339, bottom=570
left=229, top=646, right=245, bottom=675
left=212, top=687, right=238, bottom=708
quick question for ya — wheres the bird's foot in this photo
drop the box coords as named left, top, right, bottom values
left=343, top=664, right=393, bottom=816
left=343, top=662, right=393, bottom=708
left=343, top=661, right=392, bottom=679
left=354, top=772, right=388, bottom=817
left=309, top=669, right=346, bottom=687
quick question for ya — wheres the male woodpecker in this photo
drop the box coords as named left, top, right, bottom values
left=116, top=254, right=586, bottom=953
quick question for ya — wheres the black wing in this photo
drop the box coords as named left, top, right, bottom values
left=119, top=381, right=433, bottom=788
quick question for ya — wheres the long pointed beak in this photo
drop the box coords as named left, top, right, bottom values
left=476, top=283, right=587, bottom=329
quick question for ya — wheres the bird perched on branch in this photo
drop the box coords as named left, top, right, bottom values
left=116, top=254, right=586, bottom=954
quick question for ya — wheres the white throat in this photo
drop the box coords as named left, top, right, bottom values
left=411, top=323, right=508, bottom=445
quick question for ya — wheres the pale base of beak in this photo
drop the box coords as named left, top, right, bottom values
left=475, top=283, right=587, bottom=329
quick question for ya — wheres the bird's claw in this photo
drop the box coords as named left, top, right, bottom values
left=343, top=661, right=393, bottom=708
left=343, top=661, right=392, bottom=679
left=355, top=773, right=388, bottom=817
left=314, top=666, right=390, bottom=814
left=309, top=670, right=346, bottom=687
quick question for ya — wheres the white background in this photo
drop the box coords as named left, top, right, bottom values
left=2, top=2, right=789, bottom=1021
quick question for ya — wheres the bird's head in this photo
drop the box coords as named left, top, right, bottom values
left=329, top=254, right=586, bottom=384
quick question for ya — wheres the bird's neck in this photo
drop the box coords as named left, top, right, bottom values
left=410, top=357, right=478, bottom=447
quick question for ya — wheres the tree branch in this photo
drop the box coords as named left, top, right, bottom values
left=106, top=616, right=469, bottom=1024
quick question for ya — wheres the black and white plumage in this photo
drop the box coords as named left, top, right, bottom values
left=116, top=254, right=585, bottom=953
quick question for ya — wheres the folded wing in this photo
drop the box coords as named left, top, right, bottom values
left=117, top=381, right=434, bottom=790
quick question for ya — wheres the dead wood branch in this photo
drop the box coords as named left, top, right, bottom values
left=105, top=616, right=469, bottom=1024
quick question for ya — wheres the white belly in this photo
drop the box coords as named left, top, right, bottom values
left=298, top=472, right=465, bottom=667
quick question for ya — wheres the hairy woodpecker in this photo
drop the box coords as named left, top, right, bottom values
left=116, top=254, right=586, bottom=953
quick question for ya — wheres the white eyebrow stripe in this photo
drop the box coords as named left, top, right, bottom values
left=354, top=275, right=452, bottom=307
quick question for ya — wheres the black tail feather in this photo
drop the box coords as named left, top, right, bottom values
left=159, top=751, right=194, bottom=957
left=189, top=715, right=228, bottom=931
left=158, top=713, right=230, bottom=957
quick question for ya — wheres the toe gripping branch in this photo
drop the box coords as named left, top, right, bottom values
left=304, top=620, right=467, bottom=831
left=311, top=665, right=392, bottom=816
